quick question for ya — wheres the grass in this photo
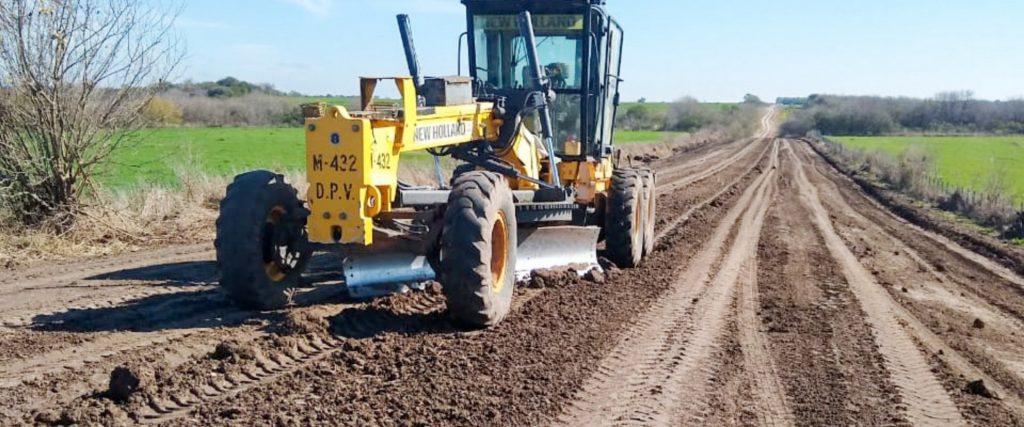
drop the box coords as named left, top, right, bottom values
left=102, top=127, right=308, bottom=189
left=617, top=131, right=687, bottom=144
left=832, top=135, right=1024, bottom=203
left=100, top=127, right=685, bottom=189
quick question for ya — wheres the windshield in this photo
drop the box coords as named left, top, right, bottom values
left=473, top=14, right=585, bottom=91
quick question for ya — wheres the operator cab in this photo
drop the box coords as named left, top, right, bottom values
left=463, top=0, right=623, bottom=161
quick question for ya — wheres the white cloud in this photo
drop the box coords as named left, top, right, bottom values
left=279, top=0, right=331, bottom=17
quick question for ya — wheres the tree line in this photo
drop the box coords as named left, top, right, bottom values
left=781, top=92, right=1024, bottom=136
left=617, top=94, right=765, bottom=138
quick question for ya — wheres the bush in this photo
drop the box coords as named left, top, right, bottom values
left=665, top=99, right=761, bottom=139
left=142, top=97, right=184, bottom=126
left=162, top=90, right=300, bottom=127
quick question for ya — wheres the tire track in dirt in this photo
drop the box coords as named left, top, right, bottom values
left=786, top=139, right=967, bottom=426
left=0, top=246, right=215, bottom=328
left=654, top=138, right=771, bottom=245
left=656, top=137, right=760, bottom=195
left=756, top=148, right=906, bottom=425
left=652, top=137, right=744, bottom=179
left=656, top=107, right=776, bottom=196
left=556, top=140, right=780, bottom=426
left=0, top=303, right=245, bottom=389
left=0, top=245, right=212, bottom=293
left=136, top=291, right=449, bottom=425
left=792, top=139, right=1024, bottom=419
left=735, top=255, right=794, bottom=426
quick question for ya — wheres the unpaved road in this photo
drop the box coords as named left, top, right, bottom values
left=3, top=108, right=1024, bottom=426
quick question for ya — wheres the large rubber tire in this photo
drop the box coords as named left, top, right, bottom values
left=449, top=163, right=478, bottom=187
left=640, top=169, right=657, bottom=256
left=440, top=171, right=517, bottom=328
left=605, top=169, right=644, bottom=268
left=215, top=171, right=311, bottom=310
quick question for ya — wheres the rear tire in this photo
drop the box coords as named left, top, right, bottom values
left=215, top=171, right=311, bottom=310
left=440, top=171, right=517, bottom=328
left=606, top=169, right=644, bottom=268
left=640, top=169, right=657, bottom=256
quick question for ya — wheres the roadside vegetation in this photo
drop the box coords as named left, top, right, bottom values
left=816, top=137, right=1024, bottom=240
left=833, top=136, right=1024, bottom=203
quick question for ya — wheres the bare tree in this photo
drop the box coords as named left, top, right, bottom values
left=0, top=0, right=183, bottom=228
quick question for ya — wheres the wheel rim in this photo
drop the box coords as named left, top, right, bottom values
left=490, top=211, right=509, bottom=293
left=262, top=205, right=301, bottom=282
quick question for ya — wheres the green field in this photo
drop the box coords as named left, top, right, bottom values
left=832, top=135, right=1024, bottom=203
left=101, top=127, right=681, bottom=189
left=616, top=130, right=687, bottom=144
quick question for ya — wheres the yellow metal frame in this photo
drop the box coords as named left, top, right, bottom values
left=304, top=76, right=613, bottom=246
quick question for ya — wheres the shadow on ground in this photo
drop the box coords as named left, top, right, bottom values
left=31, top=254, right=351, bottom=334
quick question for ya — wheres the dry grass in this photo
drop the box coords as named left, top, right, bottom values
left=0, top=166, right=231, bottom=269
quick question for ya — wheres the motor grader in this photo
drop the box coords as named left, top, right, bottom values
left=215, top=0, right=655, bottom=328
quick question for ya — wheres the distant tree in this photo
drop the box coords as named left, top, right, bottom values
left=638, top=97, right=647, bottom=104
left=743, top=93, right=763, bottom=105
left=666, top=97, right=711, bottom=131
left=622, top=104, right=656, bottom=130
left=216, top=77, right=241, bottom=87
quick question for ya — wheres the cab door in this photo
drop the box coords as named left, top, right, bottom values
left=598, top=19, right=623, bottom=157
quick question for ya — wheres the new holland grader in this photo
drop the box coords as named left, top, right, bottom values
left=215, top=0, right=655, bottom=328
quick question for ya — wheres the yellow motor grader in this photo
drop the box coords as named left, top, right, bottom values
left=215, top=0, right=655, bottom=328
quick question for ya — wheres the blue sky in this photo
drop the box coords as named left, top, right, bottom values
left=174, top=0, right=1023, bottom=102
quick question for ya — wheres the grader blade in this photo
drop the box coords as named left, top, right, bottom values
left=515, top=225, right=602, bottom=280
left=342, top=225, right=601, bottom=299
left=343, top=252, right=435, bottom=299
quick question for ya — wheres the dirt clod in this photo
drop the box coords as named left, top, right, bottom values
left=529, top=268, right=578, bottom=289
left=212, top=339, right=261, bottom=362
left=972, top=318, right=985, bottom=329
left=107, top=364, right=152, bottom=403
left=275, top=310, right=329, bottom=336
left=964, top=379, right=997, bottom=399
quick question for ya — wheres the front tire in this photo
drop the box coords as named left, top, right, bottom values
left=440, top=171, right=517, bottom=328
left=215, top=171, right=311, bottom=310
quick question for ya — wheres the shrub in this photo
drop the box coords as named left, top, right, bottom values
left=143, top=97, right=184, bottom=126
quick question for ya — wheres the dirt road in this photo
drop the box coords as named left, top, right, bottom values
left=3, top=109, right=1024, bottom=426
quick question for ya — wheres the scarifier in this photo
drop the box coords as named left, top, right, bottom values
left=215, top=0, right=655, bottom=328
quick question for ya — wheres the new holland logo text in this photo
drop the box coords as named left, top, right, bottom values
left=415, top=122, right=471, bottom=143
